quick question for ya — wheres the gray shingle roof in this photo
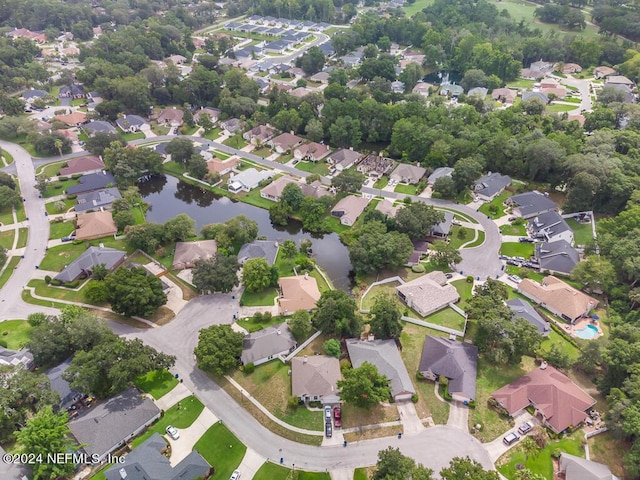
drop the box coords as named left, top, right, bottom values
left=473, top=172, right=511, bottom=199
left=507, top=298, right=550, bottom=336
left=509, top=191, right=557, bottom=218
left=428, top=167, right=454, bottom=184
left=238, top=240, right=279, bottom=265
left=46, top=357, right=81, bottom=409
left=431, top=211, right=454, bottom=237
left=241, top=323, right=297, bottom=365
left=69, top=388, right=160, bottom=459
left=23, top=89, right=48, bottom=99
left=54, top=246, right=126, bottom=283
left=83, top=120, right=117, bottom=134
left=418, top=336, right=478, bottom=400
left=528, top=211, right=572, bottom=241
left=66, top=172, right=116, bottom=195
left=0, top=346, right=33, bottom=369
left=116, top=114, right=147, bottom=129
left=346, top=339, right=415, bottom=399
left=535, top=240, right=580, bottom=275
left=560, top=453, right=617, bottom=480
left=74, top=187, right=122, bottom=213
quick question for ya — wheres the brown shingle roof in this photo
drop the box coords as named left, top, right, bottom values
left=75, top=211, right=117, bottom=240
left=518, top=276, right=598, bottom=321
left=206, top=157, right=239, bottom=174
left=291, top=356, right=341, bottom=399
left=172, top=240, right=217, bottom=270
left=60, top=156, right=104, bottom=176
left=278, top=275, right=321, bottom=314
left=55, top=111, right=88, bottom=126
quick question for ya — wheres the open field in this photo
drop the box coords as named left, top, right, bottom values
left=0, top=319, right=32, bottom=349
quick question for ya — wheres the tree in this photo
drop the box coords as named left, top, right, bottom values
left=323, top=338, right=342, bottom=357
left=359, top=58, right=396, bottom=81
left=395, top=203, right=445, bottom=241
left=542, top=344, right=574, bottom=370
left=313, top=290, right=362, bottom=337
left=461, top=69, right=488, bottom=91
left=163, top=213, right=196, bottom=242
left=113, top=210, right=136, bottom=231
left=269, top=201, right=292, bottom=226
left=14, top=406, right=77, bottom=480
left=194, top=325, right=244, bottom=375
left=299, top=197, right=329, bottom=233
left=305, top=119, right=324, bottom=142
left=198, top=112, right=215, bottom=132
left=165, top=138, right=194, bottom=164
left=281, top=240, right=298, bottom=259
left=281, top=183, right=304, bottom=210
left=125, top=223, right=165, bottom=253
left=83, top=282, right=108, bottom=304
left=370, top=294, right=403, bottom=339
left=242, top=257, right=276, bottom=292
left=374, top=447, right=435, bottom=480
left=289, top=310, right=313, bottom=341
left=35, top=174, right=50, bottom=195
left=188, top=153, right=208, bottom=179
left=85, top=132, right=125, bottom=156
left=430, top=240, right=462, bottom=267
left=225, top=215, right=259, bottom=245
left=338, top=361, right=391, bottom=408
left=571, top=255, right=616, bottom=294
left=104, top=266, right=167, bottom=317
left=440, top=457, right=499, bottom=480
left=399, top=63, right=424, bottom=92
left=0, top=185, right=21, bottom=209
left=0, top=171, right=16, bottom=190
left=329, top=115, right=361, bottom=148
left=452, top=157, right=484, bottom=192
left=297, top=46, right=326, bottom=75
left=272, top=108, right=302, bottom=134
left=576, top=340, right=602, bottom=375
left=192, top=255, right=239, bottom=293
left=564, top=172, right=601, bottom=213
left=349, top=222, right=414, bottom=275
left=433, top=176, right=457, bottom=198
left=332, top=169, right=365, bottom=193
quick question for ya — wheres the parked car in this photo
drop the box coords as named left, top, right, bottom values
left=508, top=275, right=522, bottom=284
left=229, top=470, right=241, bottom=480
left=452, top=219, right=462, bottom=226
left=503, top=432, right=520, bottom=446
left=165, top=425, right=179, bottom=440
left=445, top=273, right=454, bottom=279
left=333, top=406, right=341, bottom=428
left=292, top=159, right=300, bottom=165
left=508, top=216, right=516, bottom=222
left=518, top=421, right=534, bottom=435
left=324, top=405, right=332, bottom=422
left=61, top=236, right=74, bottom=242
left=325, top=422, right=332, bottom=438
left=519, top=237, right=534, bottom=243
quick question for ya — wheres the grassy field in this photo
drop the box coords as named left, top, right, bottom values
left=253, top=463, right=331, bottom=480
left=547, top=103, right=579, bottom=113
left=194, top=422, right=246, bottom=480
left=588, top=432, right=629, bottom=479
left=45, top=198, right=76, bottom=214
left=394, top=184, right=418, bottom=195
left=478, top=191, right=511, bottom=219
left=295, top=161, right=330, bottom=175
left=42, top=177, right=79, bottom=198
left=506, top=78, right=536, bottom=89
left=500, top=242, right=534, bottom=258
left=469, top=356, right=536, bottom=442
left=0, top=230, right=14, bottom=250
left=39, top=242, right=88, bottom=271
left=566, top=218, right=594, bottom=246
left=0, top=320, right=32, bottom=349
left=403, top=0, right=434, bottom=15
left=133, top=370, right=179, bottom=400
left=448, top=226, right=475, bottom=249
left=49, top=221, right=75, bottom=240
left=0, top=256, right=20, bottom=289
left=240, top=287, right=278, bottom=306
left=500, top=223, right=526, bottom=236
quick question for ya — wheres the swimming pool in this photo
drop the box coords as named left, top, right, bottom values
left=575, top=324, right=599, bottom=340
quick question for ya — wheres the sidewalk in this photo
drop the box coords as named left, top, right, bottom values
left=236, top=448, right=266, bottom=479
left=397, top=401, right=425, bottom=435
left=155, top=382, right=192, bottom=410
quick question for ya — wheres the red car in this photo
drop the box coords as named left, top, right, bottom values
left=333, top=406, right=341, bottom=428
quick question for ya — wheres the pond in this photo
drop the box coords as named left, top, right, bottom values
left=138, top=175, right=353, bottom=291
left=422, top=70, right=462, bottom=86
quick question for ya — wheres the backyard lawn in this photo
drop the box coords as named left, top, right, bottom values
left=360, top=281, right=401, bottom=311
left=539, top=330, right=581, bottom=361
left=133, top=370, right=179, bottom=399
left=49, top=221, right=75, bottom=240
left=423, top=307, right=467, bottom=332
left=451, top=279, right=474, bottom=308
left=478, top=190, right=511, bottom=219
left=194, top=422, right=246, bottom=480
left=394, top=184, right=418, bottom=195
left=566, top=218, right=594, bottom=246
left=500, top=242, right=534, bottom=258
left=0, top=319, right=32, bottom=349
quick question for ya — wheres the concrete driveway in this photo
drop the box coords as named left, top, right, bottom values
left=167, top=408, right=218, bottom=466
left=236, top=448, right=266, bottom=479
left=483, top=412, right=536, bottom=462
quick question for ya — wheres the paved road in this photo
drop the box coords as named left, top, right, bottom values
left=0, top=141, right=58, bottom=320
left=116, top=294, right=495, bottom=473
left=561, top=75, right=593, bottom=113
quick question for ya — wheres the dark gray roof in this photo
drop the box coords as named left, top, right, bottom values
left=474, top=172, right=511, bottom=198
left=66, top=171, right=116, bottom=195
left=116, top=114, right=147, bottom=129
left=428, top=167, right=454, bottom=184
left=238, top=240, right=279, bottom=265
left=418, top=336, right=478, bottom=400
left=241, top=323, right=297, bottom=365
left=0, top=346, right=33, bottom=369
left=69, top=387, right=160, bottom=459
left=523, top=91, right=549, bottom=103
left=431, top=211, right=454, bottom=237
left=441, top=84, right=464, bottom=96
left=317, top=42, right=335, bottom=57
left=509, top=191, right=557, bottom=218
left=74, top=187, right=122, bottom=213
left=528, top=211, right=572, bottom=241
left=507, top=298, right=550, bottom=336
left=23, top=89, right=48, bottom=99
left=46, top=357, right=81, bottom=409
left=54, top=246, right=126, bottom=283
left=535, top=240, right=580, bottom=275
left=60, top=84, right=85, bottom=96
left=105, top=433, right=210, bottom=480
left=346, top=339, right=415, bottom=399
left=265, top=40, right=290, bottom=50
left=83, top=120, right=117, bottom=134
left=560, top=453, right=617, bottom=480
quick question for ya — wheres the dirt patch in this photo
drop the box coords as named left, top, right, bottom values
left=146, top=306, right=175, bottom=325
left=344, top=425, right=404, bottom=443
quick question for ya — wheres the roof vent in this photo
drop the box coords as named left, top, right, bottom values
left=303, top=355, right=308, bottom=363
left=119, top=468, right=127, bottom=479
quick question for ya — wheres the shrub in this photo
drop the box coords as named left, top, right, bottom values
left=324, top=339, right=341, bottom=358
left=155, top=247, right=167, bottom=258
left=411, top=264, right=425, bottom=273
left=44, top=275, right=51, bottom=284
left=64, top=280, right=80, bottom=288
left=58, top=176, right=69, bottom=181
left=411, top=393, right=419, bottom=403
left=466, top=275, right=474, bottom=283
left=50, top=279, right=62, bottom=286
left=72, top=240, right=83, bottom=245
left=244, top=362, right=255, bottom=374
left=339, top=359, right=351, bottom=371
left=551, top=448, right=562, bottom=459
left=28, top=312, right=47, bottom=326
left=261, top=312, right=272, bottom=322
left=287, top=396, right=299, bottom=409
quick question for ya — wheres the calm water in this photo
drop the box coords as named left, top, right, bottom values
left=422, top=70, right=462, bottom=85
left=138, top=175, right=353, bottom=290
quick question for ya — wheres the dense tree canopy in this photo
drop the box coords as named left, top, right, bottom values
left=194, top=325, right=244, bottom=375
left=313, top=289, right=362, bottom=337
left=338, top=361, right=391, bottom=408
left=103, top=266, right=167, bottom=317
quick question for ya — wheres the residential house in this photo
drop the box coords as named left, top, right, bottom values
left=346, top=339, right=415, bottom=402
left=593, top=66, right=617, bottom=79
left=156, top=108, right=184, bottom=127
left=66, top=172, right=116, bottom=195
left=507, top=298, right=550, bottom=337
left=115, top=114, right=148, bottom=133
left=559, top=453, right=618, bottom=480
left=74, top=187, right=122, bottom=213
left=206, top=157, right=240, bottom=176
left=440, top=84, right=464, bottom=97
left=172, top=240, right=217, bottom=270
left=391, top=80, right=405, bottom=93
left=507, top=191, right=557, bottom=219
left=75, top=211, right=118, bottom=241
left=264, top=40, right=290, bottom=54
left=55, top=111, right=88, bottom=127
left=606, top=75, right=635, bottom=87
left=69, top=387, right=161, bottom=461
left=291, top=355, right=341, bottom=404
left=0, top=346, right=33, bottom=369
left=467, top=87, right=488, bottom=98
left=166, top=54, right=187, bottom=65
left=403, top=50, right=425, bottom=65
left=7, top=28, right=46, bottom=43
left=104, top=433, right=211, bottom=480
left=310, top=71, right=330, bottom=83
left=418, top=336, right=478, bottom=403
left=193, top=107, right=221, bottom=124
left=522, top=91, right=549, bottom=104
left=602, top=83, right=635, bottom=103
left=83, top=120, right=117, bottom=136
left=540, top=78, right=559, bottom=89
left=376, top=199, right=401, bottom=219
left=528, top=211, right=574, bottom=244
left=56, top=128, right=79, bottom=144
left=331, top=195, right=369, bottom=227
left=341, top=53, right=362, bottom=68
left=431, top=211, right=454, bottom=239
left=328, top=148, right=362, bottom=172
left=278, top=274, right=321, bottom=314
left=356, top=153, right=394, bottom=178
left=530, top=60, right=554, bottom=74
left=87, top=91, right=103, bottom=109
left=253, top=77, right=270, bottom=95
left=390, top=164, right=426, bottom=185
left=412, top=82, right=434, bottom=96
left=228, top=168, right=274, bottom=193
left=540, top=87, right=567, bottom=100
left=492, top=88, right=518, bottom=104
left=294, top=142, right=331, bottom=162
left=22, top=89, right=48, bottom=101
left=317, top=42, right=335, bottom=58
left=473, top=172, right=511, bottom=201
left=491, top=365, right=596, bottom=433
left=269, top=132, right=305, bottom=154
left=567, top=113, right=586, bottom=127
left=518, top=276, right=599, bottom=323
left=60, top=156, right=104, bottom=176
left=300, top=180, right=331, bottom=199
left=221, top=117, right=243, bottom=135
left=428, top=167, right=454, bottom=185
left=558, top=63, right=582, bottom=75
left=59, top=84, right=85, bottom=99
left=46, top=358, right=82, bottom=411
left=243, top=124, right=276, bottom=145
left=0, top=445, right=30, bottom=480
left=260, top=175, right=298, bottom=202
left=396, top=271, right=460, bottom=317
left=54, top=246, right=126, bottom=283
left=240, top=323, right=297, bottom=366
left=237, top=240, right=279, bottom=265
left=535, top=240, right=580, bottom=276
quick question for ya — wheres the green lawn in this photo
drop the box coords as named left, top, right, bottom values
left=448, top=226, right=474, bottom=249
left=47, top=198, right=75, bottom=214
left=49, top=221, right=75, bottom=240
left=373, top=176, right=389, bottom=189
left=43, top=177, right=79, bottom=198
left=133, top=370, right=179, bottom=400
left=500, top=223, right=526, bottom=236
left=295, top=161, right=330, bottom=175
left=0, top=320, right=32, bottom=349
left=539, top=330, right=581, bottom=361
left=194, top=422, right=246, bottom=480
left=497, top=432, right=584, bottom=480
left=37, top=160, right=66, bottom=177
left=354, top=468, right=370, bottom=480
left=478, top=190, right=511, bottom=219
left=121, top=131, right=146, bottom=142
left=0, top=207, right=14, bottom=226
left=132, top=395, right=205, bottom=448
left=361, top=281, right=401, bottom=311
left=451, top=279, right=474, bottom=307
left=566, top=218, right=593, bottom=246
left=27, top=279, right=95, bottom=304
left=2, top=150, right=14, bottom=165
left=500, top=242, right=534, bottom=258
left=0, top=257, right=20, bottom=289
left=547, top=103, right=579, bottom=113
left=236, top=314, right=286, bottom=332
left=423, top=307, right=466, bottom=332
left=39, top=242, right=89, bottom=271
left=403, top=0, right=434, bottom=16
left=16, top=228, right=27, bottom=248
left=465, top=230, right=485, bottom=248
left=0, top=230, right=14, bottom=250
left=240, top=287, right=278, bottom=307
left=163, top=161, right=186, bottom=176
left=253, top=463, right=331, bottom=480
left=202, top=127, right=222, bottom=140
left=506, top=78, right=536, bottom=89
left=222, top=136, right=248, bottom=149
left=252, top=146, right=272, bottom=158
left=394, top=184, right=418, bottom=195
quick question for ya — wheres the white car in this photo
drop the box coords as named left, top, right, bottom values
left=165, top=425, right=180, bottom=440
left=508, top=275, right=522, bottom=284
left=230, top=470, right=241, bottom=480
